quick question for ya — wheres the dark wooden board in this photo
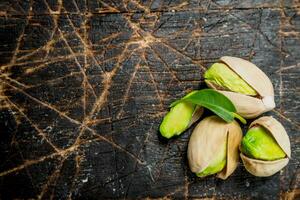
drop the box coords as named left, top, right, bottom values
left=0, top=0, right=299, bottom=199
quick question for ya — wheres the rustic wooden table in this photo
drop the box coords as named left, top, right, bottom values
left=0, top=0, right=299, bottom=199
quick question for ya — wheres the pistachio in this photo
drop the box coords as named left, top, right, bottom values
left=205, top=62, right=257, bottom=96
left=240, top=116, right=291, bottom=177
left=241, top=126, right=286, bottom=161
left=196, top=138, right=227, bottom=177
left=204, top=56, right=275, bottom=118
left=159, top=102, right=203, bottom=139
left=188, top=116, right=242, bottom=179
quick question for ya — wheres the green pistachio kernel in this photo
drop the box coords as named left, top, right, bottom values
left=159, top=102, right=196, bottom=139
left=204, top=62, right=257, bottom=96
left=241, top=126, right=286, bottom=161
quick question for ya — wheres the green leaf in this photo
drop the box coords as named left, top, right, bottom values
left=171, top=89, right=246, bottom=124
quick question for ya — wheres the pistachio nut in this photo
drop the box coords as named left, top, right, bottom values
left=159, top=102, right=203, bottom=139
left=204, top=56, right=275, bottom=118
left=240, top=116, right=291, bottom=177
left=188, top=116, right=242, bottom=179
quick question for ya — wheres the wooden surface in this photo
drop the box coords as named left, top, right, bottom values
left=0, top=0, right=299, bottom=199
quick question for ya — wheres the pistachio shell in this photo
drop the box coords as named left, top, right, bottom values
left=205, top=56, right=276, bottom=118
left=240, top=116, right=291, bottom=177
left=188, top=106, right=204, bottom=127
left=240, top=154, right=289, bottom=177
left=217, top=91, right=271, bottom=119
left=197, top=139, right=227, bottom=177
left=188, top=116, right=227, bottom=173
left=220, top=56, right=274, bottom=97
left=217, top=119, right=243, bottom=179
left=188, top=116, right=242, bottom=179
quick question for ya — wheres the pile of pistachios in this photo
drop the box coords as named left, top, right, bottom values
left=159, top=56, right=291, bottom=179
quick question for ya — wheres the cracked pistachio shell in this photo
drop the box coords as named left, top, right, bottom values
left=159, top=102, right=203, bottom=139
left=205, top=56, right=275, bottom=119
left=240, top=116, right=291, bottom=177
left=187, top=116, right=242, bottom=179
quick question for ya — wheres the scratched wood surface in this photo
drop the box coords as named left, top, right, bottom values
left=0, top=0, right=299, bottom=199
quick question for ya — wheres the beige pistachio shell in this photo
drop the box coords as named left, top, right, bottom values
left=188, top=116, right=242, bottom=180
left=240, top=154, right=289, bottom=177
left=217, top=119, right=243, bottom=179
left=188, top=106, right=204, bottom=127
left=206, top=56, right=276, bottom=118
left=220, top=56, right=274, bottom=97
left=240, top=116, right=291, bottom=177
left=217, top=91, right=271, bottom=119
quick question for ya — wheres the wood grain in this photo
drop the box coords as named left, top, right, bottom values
left=0, top=0, right=299, bottom=199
